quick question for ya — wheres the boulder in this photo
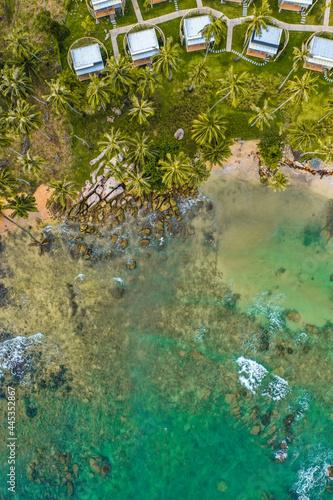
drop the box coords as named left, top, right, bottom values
left=89, top=148, right=107, bottom=166
left=89, top=458, right=101, bottom=474
left=251, top=425, right=260, bottom=436
left=287, top=310, right=301, bottom=323
left=87, top=193, right=100, bottom=208
left=139, top=239, right=150, bottom=248
left=174, top=128, right=184, bottom=141
left=160, top=200, right=171, bottom=212
left=127, top=260, right=136, bottom=270
left=101, top=177, right=121, bottom=199
left=106, top=186, right=124, bottom=202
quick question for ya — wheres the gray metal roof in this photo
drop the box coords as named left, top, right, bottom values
left=248, top=41, right=278, bottom=55
left=309, top=36, right=333, bottom=62
left=252, top=25, right=283, bottom=47
left=127, top=29, right=159, bottom=59
left=70, top=44, right=104, bottom=76
left=184, top=15, right=212, bottom=41
left=281, top=0, right=312, bottom=5
left=91, top=0, right=121, bottom=10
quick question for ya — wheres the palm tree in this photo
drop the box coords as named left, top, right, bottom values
left=0, top=65, right=47, bottom=105
left=188, top=60, right=209, bottom=92
left=105, top=162, right=129, bottom=182
left=201, top=14, right=226, bottom=62
left=278, top=43, right=310, bottom=91
left=125, top=169, right=151, bottom=196
left=268, top=170, right=290, bottom=192
left=5, top=100, right=51, bottom=141
left=272, top=73, right=318, bottom=114
left=249, top=99, right=274, bottom=129
left=5, top=25, right=46, bottom=65
left=242, top=0, right=273, bottom=54
left=287, top=121, right=319, bottom=151
left=126, top=132, right=156, bottom=167
left=44, top=78, right=83, bottom=116
left=318, top=138, right=333, bottom=163
left=153, top=37, right=182, bottom=81
left=0, top=194, right=42, bottom=244
left=136, top=66, right=161, bottom=97
left=49, top=177, right=78, bottom=209
left=17, top=151, right=54, bottom=176
left=86, top=75, right=111, bottom=111
left=128, top=95, right=155, bottom=125
left=159, top=152, right=191, bottom=188
left=103, top=55, right=133, bottom=96
left=98, top=129, right=127, bottom=160
left=318, top=98, right=333, bottom=123
left=210, top=66, right=249, bottom=111
left=187, top=158, right=210, bottom=188
left=0, top=167, right=17, bottom=196
left=200, top=140, right=232, bottom=167
left=191, top=111, right=227, bottom=146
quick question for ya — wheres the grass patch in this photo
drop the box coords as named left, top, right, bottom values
left=138, top=0, right=176, bottom=21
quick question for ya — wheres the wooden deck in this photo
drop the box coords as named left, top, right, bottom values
left=225, top=0, right=242, bottom=3
left=95, top=6, right=115, bottom=18
left=133, top=57, right=152, bottom=67
left=151, top=0, right=167, bottom=4
left=303, top=62, right=324, bottom=72
left=280, top=2, right=301, bottom=11
left=78, top=71, right=101, bottom=81
left=246, top=49, right=267, bottom=59
left=186, top=43, right=206, bottom=52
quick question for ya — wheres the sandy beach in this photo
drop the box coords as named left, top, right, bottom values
left=0, top=184, right=54, bottom=235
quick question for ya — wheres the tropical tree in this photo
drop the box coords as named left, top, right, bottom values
left=5, top=25, right=46, bottom=64
left=49, top=177, right=78, bottom=208
left=317, top=98, right=333, bottom=123
left=249, top=99, right=274, bottom=129
left=278, top=43, right=310, bottom=91
left=128, top=95, right=155, bottom=125
left=153, top=37, right=182, bottom=81
left=0, top=193, right=42, bottom=244
left=0, top=167, right=17, bottom=196
left=126, top=132, right=156, bottom=167
left=5, top=100, right=51, bottom=141
left=188, top=60, right=209, bottom=92
left=44, top=78, right=83, bottom=116
left=318, top=137, right=333, bottom=163
left=98, top=128, right=127, bottom=160
left=17, top=151, right=54, bottom=176
left=191, top=111, right=227, bottom=146
left=287, top=121, right=319, bottom=151
left=200, top=140, right=232, bottom=167
left=272, top=73, right=318, bottom=114
left=159, top=151, right=191, bottom=188
left=105, top=161, right=129, bottom=182
left=125, top=169, right=151, bottom=196
left=0, top=65, right=47, bottom=105
left=210, top=66, right=249, bottom=110
left=103, top=55, right=133, bottom=96
left=242, top=0, right=273, bottom=54
left=136, top=66, right=161, bottom=97
left=0, top=128, right=16, bottom=156
left=201, top=14, right=226, bottom=62
left=268, top=170, right=290, bottom=192
left=187, top=158, right=211, bottom=188
left=86, top=75, right=111, bottom=111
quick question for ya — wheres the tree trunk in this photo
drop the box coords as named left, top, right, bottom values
left=73, top=135, right=92, bottom=150
left=278, top=67, right=294, bottom=91
left=38, top=128, right=52, bottom=141
left=299, top=151, right=325, bottom=158
left=8, top=147, right=22, bottom=156
left=318, top=110, right=333, bottom=123
left=209, top=91, right=231, bottom=113
left=272, top=95, right=294, bottom=114
left=168, top=69, right=173, bottom=82
left=1, top=213, right=40, bottom=245
left=17, top=178, right=31, bottom=185
left=66, top=102, right=84, bottom=116
left=31, top=95, right=48, bottom=105
left=203, top=43, right=210, bottom=63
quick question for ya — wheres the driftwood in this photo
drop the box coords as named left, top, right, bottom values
left=283, top=159, right=333, bottom=179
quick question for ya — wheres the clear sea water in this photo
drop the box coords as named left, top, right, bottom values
left=0, top=173, right=332, bottom=499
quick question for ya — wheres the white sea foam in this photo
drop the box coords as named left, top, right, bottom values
left=293, top=448, right=333, bottom=499
left=0, top=333, right=44, bottom=382
left=248, top=291, right=286, bottom=333
left=236, top=356, right=268, bottom=394
left=236, top=357, right=291, bottom=401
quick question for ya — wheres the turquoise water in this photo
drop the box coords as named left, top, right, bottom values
left=0, top=175, right=332, bottom=499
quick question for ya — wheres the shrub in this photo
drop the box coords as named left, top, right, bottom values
left=35, top=11, right=70, bottom=43
left=258, top=128, right=283, bottom=170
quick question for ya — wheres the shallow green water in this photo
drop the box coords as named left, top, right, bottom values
left=0, top=175, right=332, bottom=499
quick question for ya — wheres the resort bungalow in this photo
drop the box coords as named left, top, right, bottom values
left=127, top=28, right=160, bottom=67
left=304, top=36, right=333, bottom=72
left=278, top=0, right=312, bottom=12
left=90, top=0, right=125, bottom=20
left=246, top=25, right=283, bottom=59
left=70, top=43, right=105, bottom=81
left=183, top=15, right=214, bottom=52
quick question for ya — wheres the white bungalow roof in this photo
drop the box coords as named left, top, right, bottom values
left=282, top=0, right=312, bottom=5
left=309, top=36, right=333, bottom=62
left=184, top=15, right=213, bottom=44
left=70, top=44, right=104, bottom=76
left=248, top=41, right=278, bottom=55
left=252, top=25, right=283, bottom=47
left=91, top=0, right=121, bottom=10
left=127, top=28, right=159, bottom=61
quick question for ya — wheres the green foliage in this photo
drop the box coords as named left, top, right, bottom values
left=143, top=134, right=181, bottom=192
left=258, top=128, right=283, bottom=170
left=0, top=0, right=15, bottom=24
left=81, top=15, right=96, bottom=35
left=35, top=11, right=70, bottom=43
left=57, top=69, right=86, bottom=100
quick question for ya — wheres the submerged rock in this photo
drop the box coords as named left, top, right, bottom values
left=286, top=310, right=301, bottom=323
left=139, top=239, right=150, bottom=248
